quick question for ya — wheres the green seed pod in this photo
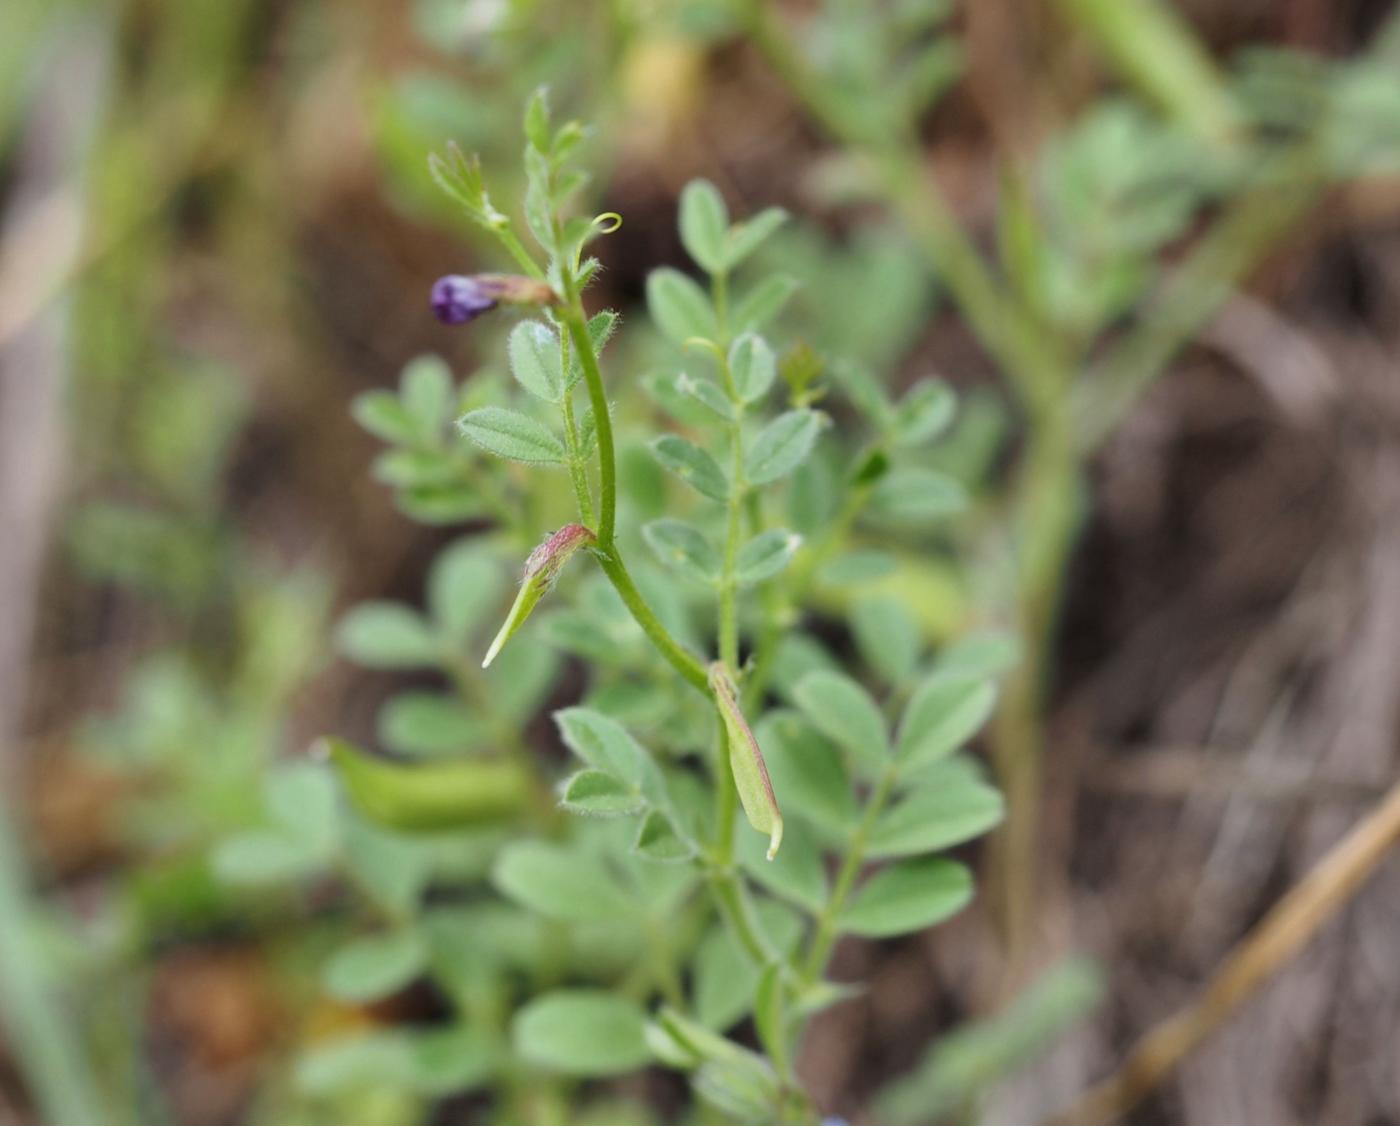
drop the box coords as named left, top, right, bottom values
left=709, top=663, right=783, bottom=860
left=324, top=737, right=534, bottom=833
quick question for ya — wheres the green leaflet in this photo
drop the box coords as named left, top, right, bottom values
left=512, top=990, right=653, bottom=1077
left=647, top=267, right=719, bottom=343
left=558, top=769, right=646, bottom=817
left=337, top=603, right=439, bottom=669
left=322, top=930, right=428, bottom=1004
left=792, top=669, right=889, bottom=769
left=642, top=518, right=722, bottom=583
left=508, top=319, right=566, bottom=401
left=745, top=409, right=824, bottom=485
left=838, top=857, right=973, bottom=938
left=492, top=840, right=636, bottom=922
left=458, top=406, right=566, bottom=464
left=734, top=529, right=802, bottom=586
left=651, top=434, right=730, bottom=502
left=679, top=179, right=730, bottom=274
left=728, top=333, right=777, bottom=403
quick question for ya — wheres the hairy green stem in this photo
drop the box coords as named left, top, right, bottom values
left=719, top=505, right=743, bottom=668
left=560, top=288, right=618, bottom=545
left=593, top=550, right=709, bottom=692
left=559, top=385, right=595, bottom=526
left=718, top=403, right=747, bottom=669
left=709, top=272, right=750, bottom=861
left=712, top=269, right=730, bottom=339
left=558, top=282, right=710, bottom=692
left=558, top=261, right=774, bottom=976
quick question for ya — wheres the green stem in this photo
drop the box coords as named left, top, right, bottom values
left=713, top=306, right=750, bottom=851
left=801, top=765, right=900, bottom=981
left=594, top=550, right=709, bottom=692
left=870, top=148, right=1069, bottom=413
left=706, top=866, right=774, bottom=965
left=707, top=684, right=769, bottom=961
left=1053, top=0, right=1240, bottom=146
left=718, top=420, right=746, bottom=670
left=741, top=490, right=785, bottom=714
left=560, top=288, right=618, bottom=545
left=559, top=374, right=595, bottom=525
left=712, top=269, right=730, bottom=341
left=494, top=226, right=547, bottom=280
left=643, top=915, right=686, bottom=1007
left=986, top=409, right=1080, bottom=987
left=714, top=729, right=740, bottom=857
left=745, top=480, right=871, bottom=708
left=558, top=281, right=709, bottom=693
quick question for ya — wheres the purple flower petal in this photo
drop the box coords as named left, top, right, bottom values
left=431, top=275, right=497, bottom=325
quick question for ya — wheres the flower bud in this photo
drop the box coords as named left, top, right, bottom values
left=430, top=273, right=560, bottom=326
left=473, top=273, right=560, bottom=306
left=483, top=524, right=596, bottom=667
left=431, top=274, right=498, bottom=325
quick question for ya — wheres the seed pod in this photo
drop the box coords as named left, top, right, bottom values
left=323, top=737, right=533, bottom=832
left=484, top=523, right=596, bottom=668
left=709, top=662, right=783, bottom=860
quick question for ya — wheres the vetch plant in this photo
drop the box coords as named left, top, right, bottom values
left=318, top=91, right=1017, bottom=1122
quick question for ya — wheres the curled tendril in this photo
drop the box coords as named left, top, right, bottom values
left=591, top=211, right=624, bottom=235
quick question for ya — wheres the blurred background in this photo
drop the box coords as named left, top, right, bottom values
left=2, top=0, right=1400, bottom=1123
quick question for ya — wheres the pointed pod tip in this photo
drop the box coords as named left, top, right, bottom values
left=766, top=819, right=784, bottom=861
left=482, top=628, right=508, bottom=669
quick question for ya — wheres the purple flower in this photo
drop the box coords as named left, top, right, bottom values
left=431, top=275, right=497, bottom=325
left=430, top=273, right=560, bottom=326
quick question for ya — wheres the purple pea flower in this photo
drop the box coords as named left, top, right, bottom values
left=431, top=274, right=498, bottom=325
left=430, top=272, right=560, bottom=326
